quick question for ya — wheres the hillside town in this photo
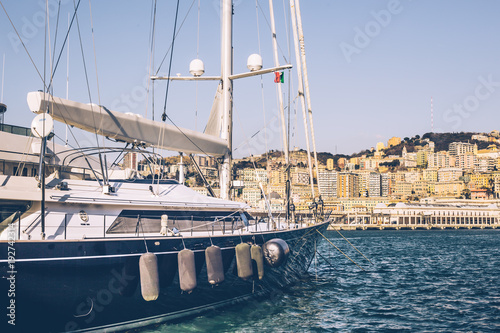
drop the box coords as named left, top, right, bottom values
left=129, top=131, right=500, bottom=223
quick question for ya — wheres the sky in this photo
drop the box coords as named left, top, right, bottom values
left=2, top=0, right=500, bottom=158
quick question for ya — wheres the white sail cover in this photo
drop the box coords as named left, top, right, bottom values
left=27, top=92, right=228, bottom=156
left=204, top=83, right=223, bottom=137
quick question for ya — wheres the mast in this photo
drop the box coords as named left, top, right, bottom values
left=294, top=0, right=320, bottom=196
left=269, top=0, right=291, bottom=220
left=220, top=0, right=233, bottom=200
left=290, top=0, right=315, bottom=198
left=269, top=0, right=289, bottom=164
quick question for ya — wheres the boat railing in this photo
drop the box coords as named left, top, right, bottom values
left=16, top=211, right=323, bottom=240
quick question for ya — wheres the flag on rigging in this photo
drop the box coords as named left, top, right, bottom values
left=274, top=71, right=284, bottom=83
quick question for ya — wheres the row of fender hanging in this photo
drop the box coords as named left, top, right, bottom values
left=139, top=238, right=290, bottom=301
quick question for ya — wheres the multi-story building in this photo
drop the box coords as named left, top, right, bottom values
left=337, top=158, right=346, bottom=170
left=412, top=180, right=430, bottom=197
left=428, top=151, right=455, bottom=169
left=438, top=168, right=463, bottom=182
left=357, top=170, right=371, bottom=196
left=123, top=152, right=139, bottom=170
left=291, top=167, right=310, bottom=185
left=469, top=173, right=493, bottom=190
left=269, top=169, right=285, bottom=185
left=326, top=158, right=335, bottom=170
left=433, top=181, right=464, bottom=197
left=423, top=168, right=438, bottom=182
left=368, top=172, right=382, bottom=197
left=456, top=153, right=476, bottom=170
left=474, top=157, right=495, bottom=173
left=387, top=136, right=401, bottom=147
left=392, top=181, right=412, bottom=199
left=381, top=173, right=391, bottom=197
left=404, top=171, right=421, bottom=183
left=269, top=184, right=286, bottom=199
left=242, top=168, right=268, bottom=183
left=449, top=142, right=477, bottom=156
left=416, top=150, right=428, bottom=168
left=242, top=187, right=262, bottom=207
left=317, top=170, right=337, bottom=198
left=337, top=172, right=359, bottom=198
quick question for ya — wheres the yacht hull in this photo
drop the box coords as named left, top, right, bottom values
left=0, top=221, right=329, bottom=332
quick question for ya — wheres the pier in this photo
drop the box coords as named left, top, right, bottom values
left=329, top=222, right=500, bottom=231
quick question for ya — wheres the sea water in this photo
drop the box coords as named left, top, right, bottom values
left=139, top=229, right=500, bottom=332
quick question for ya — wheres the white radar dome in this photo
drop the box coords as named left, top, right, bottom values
left=31, top=113, right=54, bottom=138
left=189, top=59, right=205, bottom=77
left=247, top=54, right=262, bottom=71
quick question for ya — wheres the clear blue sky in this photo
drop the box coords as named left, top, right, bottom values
left=1, top=0, right=500, bottom=158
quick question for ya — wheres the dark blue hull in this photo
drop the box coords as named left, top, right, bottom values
left=0, top=221, right=329, bottom=332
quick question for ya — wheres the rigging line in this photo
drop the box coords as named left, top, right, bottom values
left=88, top=0, right=104, bottom=148
left=48, top=0, right=82, bottom=91
left=155, top=0, right=197, bottom=75
left=163, top=112, right=220, bottom=165
left=0, top=1, right=46, bottom=89
left=49, top=0, right=62, bottom=94
left=194, top=0, right=200, bottom=131
left=316, top=229, right=365, bottom=271
left=335, top=229, right=373, bottom=265
left=73, top=3, right=101, bottom=153
left=255, top=0, right=261, bottom=56
left=145, top=0, right=157, bottom=119
left=315, top=250, right=336, bottom=273
left=196, top=0, right=200, bottom=57
left=44, top=0, right=47, bottom=106
left=256, top=0, right=289, bottom=64
left=161, top=0, right=181, bottom=122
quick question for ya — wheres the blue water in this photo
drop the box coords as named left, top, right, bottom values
left=139, top=230, right=500, bottom=332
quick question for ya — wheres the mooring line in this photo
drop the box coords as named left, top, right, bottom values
left=335, top=229, right=373, bottom=265
left=315, top=250, right=335, bottom=271
left=316, top=230, right=365, bottom=271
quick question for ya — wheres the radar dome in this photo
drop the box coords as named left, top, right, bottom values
left=247, top=54, right=262, bottom=71
left=189, top=59, right=205, bottom=77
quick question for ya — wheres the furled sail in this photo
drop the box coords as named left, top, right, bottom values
left=27, top=92, right=228, bottom=156
left=204, top=83, right=223, bottom=137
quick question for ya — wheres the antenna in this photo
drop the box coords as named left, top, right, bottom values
left=431, top=96, right=434, bottom=133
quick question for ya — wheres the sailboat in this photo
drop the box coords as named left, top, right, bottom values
left=0, top=1, right=329, bottom=332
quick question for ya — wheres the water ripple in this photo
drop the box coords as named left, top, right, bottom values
left=138, top=229, right=500, bottom=332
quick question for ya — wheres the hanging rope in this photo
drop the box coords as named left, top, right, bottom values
left=161, top=0, right=181, bottom=122
left=316, top=229, right=365, bottom=271
left=336, top=229, right=373, bottom=265
left=0, top=1, right=46, bottom=87
left=48, top=0, right=82, bottom=91
left=195, top=0, right=201, bottom=131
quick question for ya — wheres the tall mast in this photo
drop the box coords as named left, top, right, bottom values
left=269, top=0, right=291, bottom=220
left=269, top=0, right=289, bottom=164
left=294, top=0, right=320, bottom=196
left=220, top=0, right=233, bottom=200
left=290, top=0, right=315, bottom=198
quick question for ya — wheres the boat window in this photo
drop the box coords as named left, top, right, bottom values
left=107, top=209, right=248, bottom=234
left=0, top=200, right=32, bottom=233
